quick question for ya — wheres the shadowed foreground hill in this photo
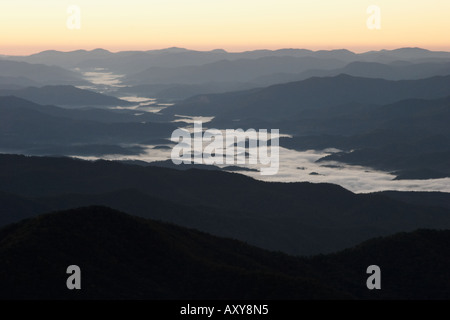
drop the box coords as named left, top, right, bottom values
left=1, top=206, right=449, bottom=299
left=0, top=206, right=344, bottom=300
left=1, top=154, right=450, bottom=256
left=312, top=229, right=450, bottom=299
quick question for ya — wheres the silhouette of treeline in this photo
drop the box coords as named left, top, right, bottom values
left=1, top=206, right=449, bottom=299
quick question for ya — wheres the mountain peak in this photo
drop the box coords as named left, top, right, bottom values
left=392, top=47, right=431, bottom=53
left=90, top=48, right=111, bottom=54
left=210, top=49, right=227, bottom=53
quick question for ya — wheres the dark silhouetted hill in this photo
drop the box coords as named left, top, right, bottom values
left=1, top=206, right=450, bottom=299
left=0, top=206, right=345, bottom=299
left=0, top=154, right=449, bottom=256
left=312, top=229, right=450, bottom=299
left=378, top=191, right=450, bottom=210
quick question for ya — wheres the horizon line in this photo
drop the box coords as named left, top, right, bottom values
left=2, top=46, right=450, bottom=57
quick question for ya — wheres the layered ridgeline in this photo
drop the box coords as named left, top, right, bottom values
left=166, top=75, right=450, bottom=120
left=0, top=86, right=132, bottom=107
left=4, top=47, right=450, bottom=100
left=0, top=59, right=89, bottom=87
left=6, top=47, right=450, bottom=77
left=252, top=61, right=450, bottom=86
left=1, top=154, right=450, bottom=256
left=118, top=58, right=450, bottom=100
left=1, top=206, right=449, bottom=299
left=280, top=95, right=450, bottom=179
left=0, top=96, right=173, bottom=156
left=116, top=59, right=450, bottom=100
left=163, top=75, right=450, bottom=179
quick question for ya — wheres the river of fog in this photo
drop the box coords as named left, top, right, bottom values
left=75, top=69, right=450, bottom=194
left=78, top=143, right=450, bottom=194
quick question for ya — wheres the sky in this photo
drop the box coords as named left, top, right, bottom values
left=0, top=0, right=449, bottom=55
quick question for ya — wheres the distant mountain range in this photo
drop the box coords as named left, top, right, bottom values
left=5, top=47, right=450, bottom=74
left=113, top=60, right=450, bottom=100
left=162, top=74, right=450, bottom=179
left=1, top=205, right=450, bottom=299
left=0, top=85, right=131, bottom=107
left=252, top=61, right=450, bottom=86
left=1, top=48, right=449, bottom=177
left=1, top=47, right=450, bottom=300
left=0, top=154, right=449, bottom=256
left=3, top=47, right=450, bottom=100
left=124, top=56, right=347, bottom=85
left=167, top=74, right=450, bottom=120
left=0, top=59, right=89, bottom=86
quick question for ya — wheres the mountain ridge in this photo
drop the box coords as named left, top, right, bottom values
left=166, top=74, right=450, bottom=120
left=0, top=85, right=132, bottom=107
left=0, top=154, right=449, bottom=255
left=1, top=205, right=450, bottom=299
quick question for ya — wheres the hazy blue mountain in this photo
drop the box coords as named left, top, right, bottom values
left=0, top=59, right=89, bottom=86
left=0, top=96, right=175, bottom=155
left=338, top=61, right=450, bottom=79
left=272, top=95, right=450, bottom=138
left=1, top=206, right=450, bottom=299
left=4, top=48, right=114, bottom=69
left=6, top=47, right=450, bottom=76
left=124, top=56, right=348, bottom=85
left=166, top=74, right=450, bottom=121
left=117, top=60, right=450, bottom=100
left=252, top=61, right=450, bottom=86
left=9, top=48, right=231, bottom=72
left=0, top=154, right=449, bottom=255
left=275, top=95, right=450, bottom=179
left=0, top=85, right=132, bottom=107
left=0, top=76, right=40, bottom=89
left=113, top=82, right=257, bottom=100
left=0, top=95, right=161, bottom=123
left=359, top=47, right=450, bottom=62
left=4, top=48, right=356, bottom=75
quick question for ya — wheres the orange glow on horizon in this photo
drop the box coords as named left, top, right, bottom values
left=0, top=0, right=448, bottom=55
